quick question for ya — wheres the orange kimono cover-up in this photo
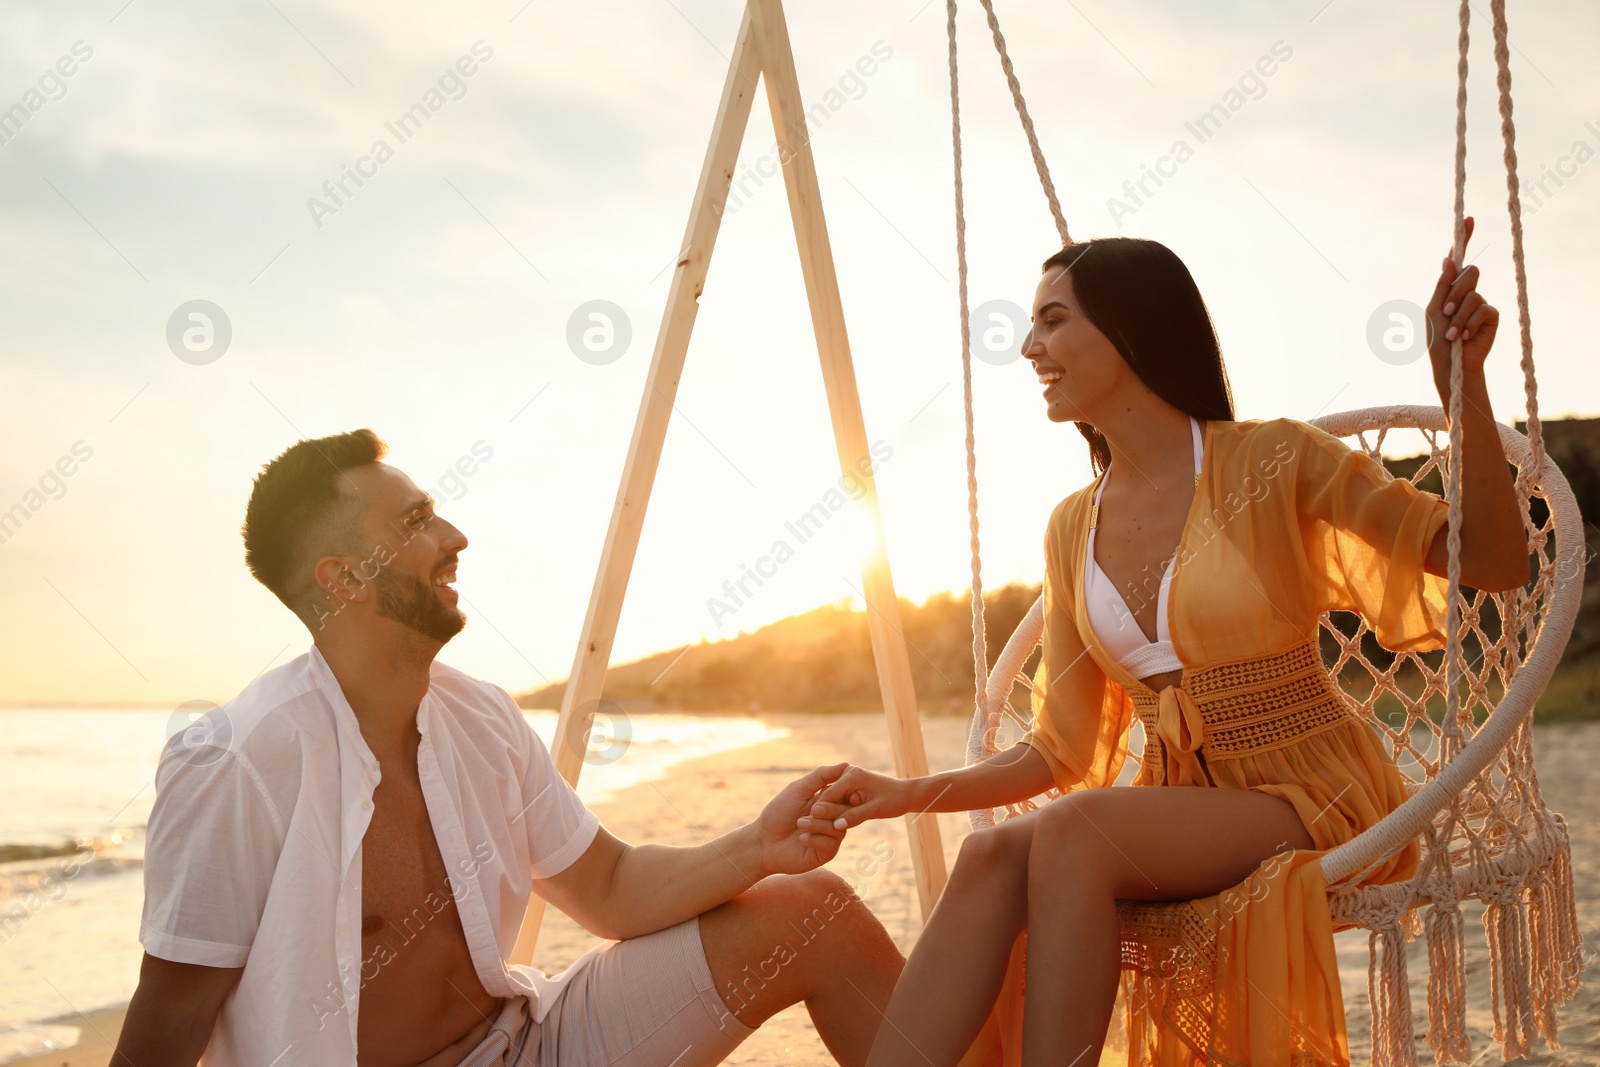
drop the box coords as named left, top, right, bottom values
left=961, top=417, right=1454, bottom=1067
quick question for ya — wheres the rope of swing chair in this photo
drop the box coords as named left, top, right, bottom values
left=947, top=0, right=1547, bottom=748
left=1443, top=0, right=1546, bottom=753
left=947, top=0, right=1073, bottom=717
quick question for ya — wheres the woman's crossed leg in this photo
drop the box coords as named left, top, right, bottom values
left=864, top=784, right=1313, bottom=1067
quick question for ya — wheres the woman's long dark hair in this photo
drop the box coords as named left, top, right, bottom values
left=1041, top=238, right=1235, bottom=475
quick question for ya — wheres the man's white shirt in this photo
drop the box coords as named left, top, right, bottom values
left=140, top=646, right=603, bottom=1064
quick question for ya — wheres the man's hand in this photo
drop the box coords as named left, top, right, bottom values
left=802, top=765, right=923, bottom=832
left=753, top=763, right=851, bottom=876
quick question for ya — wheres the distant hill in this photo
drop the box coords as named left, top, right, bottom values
left=519, top=416, right=1600, bottom=722
left=520, top=582, right=1041, bottom=717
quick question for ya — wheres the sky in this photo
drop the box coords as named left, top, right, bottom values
left=1, top=0, right=1596, bottom=707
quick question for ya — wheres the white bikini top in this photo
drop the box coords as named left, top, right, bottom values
left=1084, top=416, right=1204, bottom=680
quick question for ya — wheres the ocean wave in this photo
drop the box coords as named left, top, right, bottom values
left=0, top=842, right=92, bottom=865
left=0, top=829, right=139, bottom=867
left=0, top=853, right=142, bottom=901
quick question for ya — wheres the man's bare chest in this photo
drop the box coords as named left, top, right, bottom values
left=353, top=760, right=501, bottom=1062
left=359, top=776, right=460, bottom=944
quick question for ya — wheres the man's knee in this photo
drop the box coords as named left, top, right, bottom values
left=764, top=871, right=899, bottom=994
left=758, top=869, right=867, bottom=941
left=776, top=867, right=853, bottom=901
left=706, top=870, right=880, bottom=959
left=701, top=869, right=894, bottom=1026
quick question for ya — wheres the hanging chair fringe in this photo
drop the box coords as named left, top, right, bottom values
left=1526, top=813, right=1583, bottom=1045
left=1368, top=918, right=1417, bottom=1067
left=1411, top=809, right=1472, bottom=1065
left=1424, top=902, right=1472, bottom=1065
left=1483, top=886, right=1536, bottom=1060
left=945, top=0, right=1584, bottom=1063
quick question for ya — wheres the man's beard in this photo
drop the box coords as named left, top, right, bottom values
left=373, top=569, right=466, bottom=643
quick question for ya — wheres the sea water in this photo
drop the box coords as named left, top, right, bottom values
left=0, top=706, right=786, bottom=1060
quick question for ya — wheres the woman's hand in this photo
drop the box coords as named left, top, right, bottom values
left=799, top=765, right=923, bottom=832
left=756, top=763, right=851, bottom=876
left=1418, top=214, right=1528, bottom=593
left=1427, top=215, right=1500, bottom=406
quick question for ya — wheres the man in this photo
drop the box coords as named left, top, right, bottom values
left=115, top=429, right=903, bottom=1066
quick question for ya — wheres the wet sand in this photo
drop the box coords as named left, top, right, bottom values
left=13, top=715, right=1598, bottom=1066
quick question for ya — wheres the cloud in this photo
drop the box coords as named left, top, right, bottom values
left=1, top=0, right=1596, bottom=703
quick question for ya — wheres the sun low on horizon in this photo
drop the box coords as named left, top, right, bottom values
left=2, top=0, right=1597, bottom=709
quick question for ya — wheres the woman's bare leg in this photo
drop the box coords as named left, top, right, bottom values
left=864, top=808, right=1042, bottom=1067
left=1019, top=786, right=1315, bottom=1067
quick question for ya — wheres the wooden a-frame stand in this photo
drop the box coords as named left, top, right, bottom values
left=511, top=0, right=948, bottom=964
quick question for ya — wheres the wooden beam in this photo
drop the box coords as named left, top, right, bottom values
left=510, top=0, right=947, bottom=964
left=747, top=0, right=947, bottom=919
left=509, top=3, right=764, bottom=966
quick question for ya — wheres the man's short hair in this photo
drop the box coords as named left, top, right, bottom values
left=242, top=429, right=388, bottom=625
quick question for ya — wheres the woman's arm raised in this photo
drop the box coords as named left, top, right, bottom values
left=803, top=742, right=1055, bottom=831
left=1422, top=215, right=1528, bottom=594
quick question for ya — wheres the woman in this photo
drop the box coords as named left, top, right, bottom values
left=800, top=221, right=1527, bottom=1067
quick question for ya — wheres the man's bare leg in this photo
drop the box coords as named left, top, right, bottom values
left=697, top=869, right=904, bottom=1067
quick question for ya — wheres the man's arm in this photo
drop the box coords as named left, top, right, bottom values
left=109, top=953, right=243, bottom=1067
left=531, top=763, right=849, bottom=942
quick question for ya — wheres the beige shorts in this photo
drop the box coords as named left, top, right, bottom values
left=458, top=914, right=756, bottom=1067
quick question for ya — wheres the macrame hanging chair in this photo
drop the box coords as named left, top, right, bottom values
left=944, top=1, right=1587, bottom=1064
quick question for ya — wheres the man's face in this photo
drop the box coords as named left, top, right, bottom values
left=325, top=463, right=469, bottom=644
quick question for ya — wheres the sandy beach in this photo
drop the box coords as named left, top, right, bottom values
left=13, top=714, right=1599, bottom=1066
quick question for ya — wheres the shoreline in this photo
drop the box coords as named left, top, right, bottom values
left=8, top=717, right=1597, bottom=1066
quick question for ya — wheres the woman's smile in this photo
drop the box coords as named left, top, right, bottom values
left=1033, top=361, right=1065, bottom=400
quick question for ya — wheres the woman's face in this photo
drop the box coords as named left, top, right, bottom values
left=1023, top=265, right=1131, bottom=424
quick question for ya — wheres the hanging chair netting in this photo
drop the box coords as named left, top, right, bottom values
left=964, top=408, right=1586, bottom=1065
left=943, top=0, right=1587, bottom=1061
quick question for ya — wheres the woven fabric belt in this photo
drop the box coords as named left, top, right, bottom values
left=1129, top=639, right=1354, bottom=785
